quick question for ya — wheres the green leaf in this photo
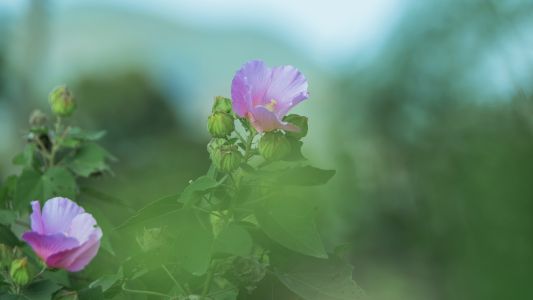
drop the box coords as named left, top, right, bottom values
left=255, top=195, right=327, bottom=258
left=0, top=210, right=16, bottom=225
left=66, top=143, right=113, bottom=177
left=273, top=251, right=366, bottom=300
left=66, top=127, right=106, bottom=141
left=78, top=286, right=104, bottom=300
left=42, top=269, right=70, bottom=287
left=89, top=268, right=123, bottom=292
left=22, top=279, right=61, bottom=300
left=14, top=167, right=76, bottom=211
left=264, top=166, right=336, bottom=186
left=0, top=224, right=21, bottom=246
left=12, top=144, right=35, bottom=168
left=0, top=175, right=18, bottom=207
left=179, top=176, right=221, bottom=206
left=173, top=208, right=213, bottom=275
left=213, top=223, right=253, bottom=256
left=115, top=194, right=181, bottom=229
left=14, top=168, right=43, bottom=211
left=42, top=167, right=77, bottom=200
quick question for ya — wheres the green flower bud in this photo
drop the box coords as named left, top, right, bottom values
left=259, top=131, right=291, bottom=161
left=10, top=257, right=30, bottom=286
left=207, top=138, right=227, bottom=158
left=212, top=96, right=233, bottom=113
left=212, top=145, right=242, bottom=173
left=283, top=114, right=308, bottom=139
left=49, top=85, right=76, bottom=117
left=29, top=110, right=48, bottom=128
left=0, top=244, right=12, bottom=269
left=208, top=112, right=235, bottom=138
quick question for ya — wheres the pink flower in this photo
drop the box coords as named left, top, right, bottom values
left=231, top=60, right=309, bottom=132
left=22, top=197, right=102, bottom=272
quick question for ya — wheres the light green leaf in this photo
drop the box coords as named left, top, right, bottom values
left=255, top=195, right=327, bottom=258
left=273, top=251, right=366, bottom=300
left=213, top=223, right=253, bottom=256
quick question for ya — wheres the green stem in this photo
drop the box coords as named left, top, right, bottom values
left=122, top=281, right=172, bottom=298
left=161, top=264, right=188, bottom=296
left=200, top=260, right=216, bottom=299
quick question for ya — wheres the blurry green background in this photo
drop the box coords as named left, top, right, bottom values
left=1, top=0, right=533, bottom=299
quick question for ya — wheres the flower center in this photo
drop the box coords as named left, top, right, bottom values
left=265, top=99, right=277, bottom=112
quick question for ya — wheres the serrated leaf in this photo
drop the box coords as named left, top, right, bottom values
left=255, top=195, right=327, bottom=258
left=67, top=143, right=113, bottom=177
left=14, top=167, right=76, bottom=211
left=213, top=223, right=253, bottom=256
left=273, top=251, right=366, bottom=300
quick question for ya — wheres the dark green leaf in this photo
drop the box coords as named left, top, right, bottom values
left=89, top=268, right=123, bottom=292
left=173, top=208, right=213, bottom=275
left=66, top=143, right=113, bottom=177
left=213, top=223, right=253, bottom=256
left=22, top=279, right=61, bottom=300
left=78, top=286, right=104, bottom=300
left=42, top=167, right=77, bottom=200
left=14, top=168, right=43, bottom=211
left=0, top=224, right=21, bottom=246
left=0, top=175, right=18, bottom=207
left=255, top=195, right=327, bottom=258
left=179, top=176, right=221, bottom=206
left=12, top=144, right=35, bottom=168
left=115, top=194, right=181, bottom=229
left=275, top=166, right=336, bottom=186
left=0, top=210, right=16, bottom=225
left=273, top=251, right=366, bottom=300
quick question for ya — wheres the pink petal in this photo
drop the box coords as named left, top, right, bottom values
left=231, top=60, right=272, bottom=117
left=30, top=201, right=45, bottom=234
left=46, top=229, right=102, bottom=272
left=250, top=106, right=298, bottom=133
left=22, top=232, right=79, bottom=261
left=67, top=213, right=98, bottom=244
left=265, top=65, right=309, bottom=117
left=41, top=197, right=85, bottom=234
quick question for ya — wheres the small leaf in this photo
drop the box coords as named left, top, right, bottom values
left=255, top=194, right=327, bottom=258
left=213, top=223, right=253, bottom=256
left=273, top=250, right=366, bottom=300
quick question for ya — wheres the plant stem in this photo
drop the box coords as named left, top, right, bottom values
left=122, top=281, right=172, bottom=298
left=200, top=260, right=216, bottom=299
left=161, top=264, right=188, bottom=296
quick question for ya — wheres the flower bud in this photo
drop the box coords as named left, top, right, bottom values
left=283, top=114, right=308, bottom=139
left=208, top=112, right=235, bottom=138
left=207, top=138, right=226, bottom=157
left=212, top=145, right=242, bottom=173
left=0, top=244, right=12, bottom=269
left=10, top=257, right=30, bottom=286
left=259, top=131, right=291, bottom=161
left=49, top=85, right=76, bottom=117
left=212, top=96, right=233, bottom=114
left=29, top=110, right=48, bottom=128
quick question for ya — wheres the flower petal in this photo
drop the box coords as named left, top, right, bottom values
left=30, top=201, right=45, bottom=234
left=231, top=60, right=272, bottom=117
left=265, top=65, right=309, bottom=117
left=41, top=197, right=85, bottom=234
left=46, top=229, right=102, bottom=272
left=22, top=232, right=79, bottom=261
left=67, top=213, right=98, bottom=244
left=250, top=106, right=298, bottom=133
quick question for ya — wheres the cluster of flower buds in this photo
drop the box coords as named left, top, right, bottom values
left=0, top=244, right=31, bottom=287
left=207, top=97, right=243, bottom=172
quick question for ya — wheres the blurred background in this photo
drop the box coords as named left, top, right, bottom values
left=1, top=0, right=533, bottom=299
